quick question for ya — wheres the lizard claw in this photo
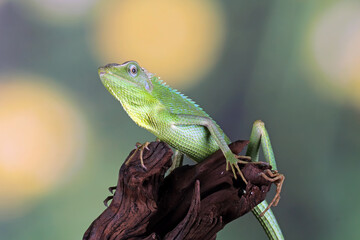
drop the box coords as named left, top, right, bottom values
left=126, top=142, right=150, bottom=169
left=135, top=142, right=150, bottom=151
left=226, top=156, right=248, bottom=184
left=235, top=155, right=251, bottom=162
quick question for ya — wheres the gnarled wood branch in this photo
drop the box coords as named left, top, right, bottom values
left=83, top=141, right=281, bottom=240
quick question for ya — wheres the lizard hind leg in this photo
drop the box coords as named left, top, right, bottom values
left=125, top=142, right=150, bottom=170
left=246, top=120, right=285, bottom=239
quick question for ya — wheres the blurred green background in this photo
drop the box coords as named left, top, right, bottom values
left=1, top=0, right=359, bottom=239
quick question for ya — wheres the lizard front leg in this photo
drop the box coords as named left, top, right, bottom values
left=174, top=114, right=248, bottom=183
left=169, top=150, right=184, bottom=173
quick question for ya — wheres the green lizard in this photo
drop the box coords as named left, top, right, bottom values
left=98, top=61, right=284, bottom=240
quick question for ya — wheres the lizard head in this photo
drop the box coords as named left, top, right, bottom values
left=98, top=61, right=154, bottom=103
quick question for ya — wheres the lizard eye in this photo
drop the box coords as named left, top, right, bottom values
left=128, top=64, right=138, bottom=77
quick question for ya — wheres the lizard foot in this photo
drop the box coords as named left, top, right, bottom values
left=236, top=154, right=275, bottom=167
left=259, top=169, right=285, bottom=217
left=125, top=142, right=150, bottom=170
left=226, top=155, right=248, bottom=184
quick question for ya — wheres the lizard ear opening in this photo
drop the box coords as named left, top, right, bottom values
left=144, top=79, right=153, bottom=92
left=142, top=67, right=153, bottom=92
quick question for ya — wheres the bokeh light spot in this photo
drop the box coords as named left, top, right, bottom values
left=0, top=76, right=86, bottom=218
left=307, top=1, right=360, bottom=107
left=93, top=0, right=226, bottom=88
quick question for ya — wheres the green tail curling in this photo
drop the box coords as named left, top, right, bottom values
left=253, top=202, right=284, bottom=240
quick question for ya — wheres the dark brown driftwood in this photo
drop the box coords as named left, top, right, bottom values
left=83, top=141, right=281, bottom=240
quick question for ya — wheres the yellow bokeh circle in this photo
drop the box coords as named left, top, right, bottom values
left=93, top=0, right=226, bottom=88
left=0, top=76, right=86, bottom=217
left=306, top=1, right=360, bottom=108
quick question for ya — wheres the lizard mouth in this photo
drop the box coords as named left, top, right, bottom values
left=98, top=68, right=106, bottom=77
left=98, top=66, right=137, bottom=87
left=98, top=66, right=116, bottom=78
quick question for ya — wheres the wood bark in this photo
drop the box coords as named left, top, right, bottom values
left=83, top=141, right=278, bottom=240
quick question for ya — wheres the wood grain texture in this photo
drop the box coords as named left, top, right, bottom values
left=83, top=141, right=277, bottom=240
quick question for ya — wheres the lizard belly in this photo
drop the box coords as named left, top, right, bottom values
left=158, top=125, right=221, bottom=163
